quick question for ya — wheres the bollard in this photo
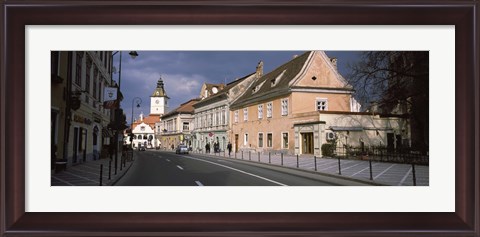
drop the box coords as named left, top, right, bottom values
left=281, top=153, right=284, bottom=166
left=369, top=159, right=373, bottom=180
left=296, top=154, right=299, bottom=168
left=119, top=157, right=123, bottom=171
left=412, top=163, right=417, bottom=186
left=338, top=157, right=341, bottom=175
left=269, top=152, right=271, bottom=164
left=258, top=152, right=260, bottom=162
left=115, top=156, right=118, bottom=175
left=249, top=151, right=251, bottom=161
left=108, top=160, right=112, bottom=180
left=314, top=156, right=317, bottom=171
left=242, top=151, right=244, bottom=160
left=99, top=164, right=103, bottom=186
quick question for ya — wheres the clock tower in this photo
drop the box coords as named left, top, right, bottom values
left=150, top=77, right=169, bottom=115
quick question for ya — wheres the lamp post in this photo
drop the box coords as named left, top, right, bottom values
left=131, top=97, right=142, bottom=126
left=130, top=97, right=142, bottom=147
left=111, top=51, right=138, bottom=174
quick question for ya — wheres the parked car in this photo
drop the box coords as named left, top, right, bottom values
left=175, top=145, right=189, bottom=154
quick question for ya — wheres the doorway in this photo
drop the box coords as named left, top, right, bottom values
left=301, top=132, right=314, bottom=154
left=73, top=127, right=79, bottom=163
left=234, top=134, right=239, bottom=152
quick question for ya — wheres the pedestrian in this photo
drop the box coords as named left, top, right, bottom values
left=205, top=143, right=210, bottom=153
left=227, top=142, right=232, bottom=156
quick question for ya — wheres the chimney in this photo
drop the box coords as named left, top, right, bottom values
left=256, top=60, right=263, bottom=78
left=330, top=57, right=338, bottom=70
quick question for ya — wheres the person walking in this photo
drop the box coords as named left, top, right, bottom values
left=205, top=143, right=210, bottom=153
left=227, top=142, right=232, bottom=156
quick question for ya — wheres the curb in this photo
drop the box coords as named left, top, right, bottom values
left=181, top=152, right=386, bottom=186
left=107, top=158, right=135, bottom=186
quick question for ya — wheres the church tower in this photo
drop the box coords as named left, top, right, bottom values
left=150, top=77, right=169, bottom=115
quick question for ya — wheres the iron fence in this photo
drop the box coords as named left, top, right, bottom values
left=334, top=146, right=428, bottom=165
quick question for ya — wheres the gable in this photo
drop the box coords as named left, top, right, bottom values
left=292, top=51, right=352, bottom=89
left=132, top=122, right=155, bottom=133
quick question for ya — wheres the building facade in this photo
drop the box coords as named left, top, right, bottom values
left=230, top=51, right=362, bottom=155
left=192, top=72, right=258, bottom=152
left=51, top=51, right=115, bottom=168
left=159, top=98, right=200, bottom=150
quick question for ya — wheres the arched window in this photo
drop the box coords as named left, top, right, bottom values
left=137, top=135, right=142, bottom=140
left=143, top=135, right=147, bottom=139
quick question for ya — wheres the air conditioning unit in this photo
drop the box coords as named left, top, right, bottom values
left=326, top=131, right=336, bottom=141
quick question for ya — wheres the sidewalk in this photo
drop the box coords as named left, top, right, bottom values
left=51, top=152, right=134, bottom=186
left=185, top=150, right=429, bottom=186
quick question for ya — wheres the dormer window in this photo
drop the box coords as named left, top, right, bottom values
left=252, top=81, right=265, bottom=94
left=271, top=70, right=287, bottom=86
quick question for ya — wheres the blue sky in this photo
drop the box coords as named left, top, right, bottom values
left=114, top=51, right=362, bottom=125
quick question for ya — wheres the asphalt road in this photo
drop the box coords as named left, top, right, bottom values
left=115, top=150, right=371, bottom=186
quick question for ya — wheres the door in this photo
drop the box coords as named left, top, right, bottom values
left=234, top=134, right=239, bottom=152
left=301, top=133, right=314, bottom=154
left=387, top=133, right=394, bottom=152
left=73, top=127, right=79, bottom=163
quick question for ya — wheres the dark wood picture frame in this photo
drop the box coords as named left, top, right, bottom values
left=1, top=1, right=479, bottom=236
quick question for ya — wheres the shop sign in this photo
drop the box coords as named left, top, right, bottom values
left=73, top=114, right=92, bottom=125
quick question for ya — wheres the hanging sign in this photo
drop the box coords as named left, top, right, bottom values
left=103, top=87, right=117, bottom=102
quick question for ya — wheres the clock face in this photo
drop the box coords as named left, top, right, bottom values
left=155, top=99, right=160, bottom=104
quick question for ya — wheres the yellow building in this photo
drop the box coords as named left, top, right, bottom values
left=230, top=51, right=359, bottom=155
left=52, top=51, right=115, bottom=169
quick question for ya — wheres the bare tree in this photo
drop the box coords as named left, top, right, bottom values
left=347, top=51, right=429, bottom=154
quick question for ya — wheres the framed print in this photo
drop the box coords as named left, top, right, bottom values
left=1, top=1, right=479, bottom=236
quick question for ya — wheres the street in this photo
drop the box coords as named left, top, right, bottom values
left=114, top=150, right=371, bottom=186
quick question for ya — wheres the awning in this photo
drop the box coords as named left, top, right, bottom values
left=329, top=126, right=364, bottom=131
left=102, top=128, right=114, bottom=137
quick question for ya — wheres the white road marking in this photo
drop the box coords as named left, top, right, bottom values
left=195, top=181, right=204, bottom=186
left=166, top=159, right=171, bottom=162
left=182, top=156, right=287, bottom=186
left=176, top=165, right=184, bottom=170
left=374, top=164, right=396, bottom=179
left=398, top=167, right=412, bottom=186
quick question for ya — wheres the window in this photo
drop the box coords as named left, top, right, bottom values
left=183, top=122, right=190, bottom=131
left=244, top=133, right=249, bottom=145
left=75, top=52, right=83, bottom=86
left=258, top=133, right=264, bottom=148
left=85, top=58, right=91, bottom=94
left=243, top=108, right=248, bottom=121
left=93, top=71, right=97, bottom=99
left=258, top=104, right=263, bottom=119
left=282, top=133, right=289, bottom=148
left=316, top=99, right=328, bottom=111
left=221, top=108, right=226, bottom=125
left=267, top=102, right=273, bottom=118
left=267, top=133, right=273, bottom=147
left=281, top=99, right=288, bottom=116
left=234, top=110, right=239, bottom=123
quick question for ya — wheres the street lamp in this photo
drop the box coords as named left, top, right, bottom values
left=111, top=51, right=139, bottom=175
left=131, top=97, right=142, bottom=126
